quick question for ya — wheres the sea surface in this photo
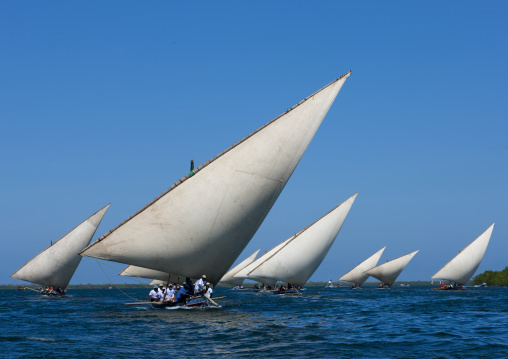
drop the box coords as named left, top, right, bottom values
left=1, top=285, right=508, bottom=358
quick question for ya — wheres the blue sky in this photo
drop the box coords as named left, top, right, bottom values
left=1, top=2, right=507, bottom=285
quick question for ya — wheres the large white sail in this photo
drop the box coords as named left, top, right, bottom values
left=81, top=72, right=351, bottom=284
left=11, top=204, right=110, bottom=289
left=431, top=224, right=495, bottom=286
left=339, top=246, right=386, bottom=286
left=119, top=265, right=192, bottom=284
left=219, top=249, right=260, bottom=286
left=236, top=193, right=357, bottom=287
left=364, top=250, right=418, bottom=287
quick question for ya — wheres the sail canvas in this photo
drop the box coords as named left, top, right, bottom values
left=364, top=250, right=419, bottom=287
left=219, top=249, right=260, bottom=286
left=81, top=73, right=351, bottom=284
left=11, top=205, right=109, bottom=289
left=119, top=265, right=192, bottom=284
left=339, top=246, right=386, bottom=286
left=431, top=224, right=494, bottom=285
left=237, top=193, right=357, bottom=286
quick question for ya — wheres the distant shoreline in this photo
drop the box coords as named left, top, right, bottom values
left=1, top=280, right=441, bottom=290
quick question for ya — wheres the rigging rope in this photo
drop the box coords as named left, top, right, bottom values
left=92, top=258, right=146, bottom=302
left=90, top=259, right=150, bottom=285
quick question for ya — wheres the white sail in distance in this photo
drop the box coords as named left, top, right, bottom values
left=119, top=265, right=193, bottom=284
left=236, top=193, right=357, bottom=287
left=339, top=246, right=386, bottom=286
left=219, top=249, right=260, bottom=286
left=364, top=250, right=419, bottom=287
left=234, top=234, right=299, bottom=286
left=81, top=72, right=351, bottom=285
left=431, top=224, right=495, bottom=286
left=11, top=204, right=110, bottom=289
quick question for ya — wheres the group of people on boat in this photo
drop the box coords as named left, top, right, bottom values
left=40, top=286, right=66, bottom=295
left=440, top=282, right=464, bottom=290
left=252, top=283, right=301, bottom=293
left=273, top=283, right=301, bottom=294
left=148, top=275, right=213, bottom=303
left=252, top=284, right=267, bottom=291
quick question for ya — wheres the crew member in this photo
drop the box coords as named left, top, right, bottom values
left=164, top=284, right=176, bottom=302
left=149, top=285, right=161, bottom=302
left=176, top=283, right=192, bottom=303
left=194, top=274, right=206, bottom=295
left=205, top=282, right=213, bottom=297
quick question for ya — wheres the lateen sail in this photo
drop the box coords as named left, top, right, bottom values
left=219, top=249, right=260, bottom=286
left=364, top=250, right=418, bottom=287
left=11, top=204, right=110, bottom=289
left=119, top=265, right=192, bottom=284
left=234, top=238, right=295, bottom=287
left=339, top=246, right=386, bottom=286
left=80, top=72, right=351, bottom=284
left=235, top=193, right=357, bottom=287
left=431, top=224, right=495, bottom=286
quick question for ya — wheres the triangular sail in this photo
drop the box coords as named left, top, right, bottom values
left=11, top=204, right=110, bottom=289
left=339, top=246, right=386, bottom=286
left=81, top=72, right=351, bottom=285
left=219, top=249, right=260, bottom=286
left=119, top=265, right=193, bottom=284
left=234, top=237, right=296, bottom=287
left=364, top=250, right=418, bottom=287
left=431, top=224, right=495, bottom=286
left=238, top=193, right=357, bottom=287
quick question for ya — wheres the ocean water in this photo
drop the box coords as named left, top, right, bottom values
left=1, top=285, right=508, bottom=358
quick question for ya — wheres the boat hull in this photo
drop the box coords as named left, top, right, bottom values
left=273, top=289, right=301, bottom=295
left=434, top=285, right=466, bottom=291
left=150, top=296, right=214, bottom=308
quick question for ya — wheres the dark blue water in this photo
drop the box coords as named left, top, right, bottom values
left=1, top=286, right=507, bottom=358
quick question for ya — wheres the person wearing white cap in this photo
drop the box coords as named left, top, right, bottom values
left=194, top=274, right=207, bottom=295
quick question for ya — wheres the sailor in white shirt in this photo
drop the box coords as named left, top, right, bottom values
left=194, top=274, right=207, bottom=295
left=205, top=282, right=213, bottom=297
left=149, top=285, right=160, bottom=302
left=164, top=284, right=176, bottom=302
left=155, top=284, right=165, bottom=301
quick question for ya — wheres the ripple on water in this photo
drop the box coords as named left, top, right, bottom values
left=2, top=286, right=508, bottom=358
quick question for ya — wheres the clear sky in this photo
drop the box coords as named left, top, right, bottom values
left=1, top=2, right=507, bottom=285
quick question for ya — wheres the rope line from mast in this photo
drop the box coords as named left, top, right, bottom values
left=93, top=258, right=146, bottom=301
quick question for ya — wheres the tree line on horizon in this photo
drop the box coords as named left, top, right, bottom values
left=473, top=267, right=508, bottom=286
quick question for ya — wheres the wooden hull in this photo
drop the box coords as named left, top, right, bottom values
left=150, top=296, right=212, bottom=309
left=434, top=286, right=466, bottom=291
left=273, top=289, right=300, bottom=295
left=41, top=291, right=66, bottom=296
